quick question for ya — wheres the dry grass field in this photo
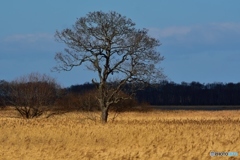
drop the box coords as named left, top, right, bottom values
left=0, top=107, right=240, bottom=160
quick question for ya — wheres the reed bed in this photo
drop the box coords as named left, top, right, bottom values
left=0, top=108, right=240, bottom=160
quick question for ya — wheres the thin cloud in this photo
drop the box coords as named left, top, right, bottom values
left=148, top=26, right=191, bottom=38
left=0, top=33, right=58, bottom=52
left=149, top=22, right=240, bottom=41
left=212, top=22, right=240, bottom=32
left=3, top=33, right=53, bottom=43
left=148, top=22, right=240, bottom=53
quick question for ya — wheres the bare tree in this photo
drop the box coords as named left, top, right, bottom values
left=8, top=73, right=60, bottom=118
left=54, top=11, right=165, bottom=123
left=0, top=80, right=8, bottom=109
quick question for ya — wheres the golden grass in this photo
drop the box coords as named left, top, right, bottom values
left=0, top=108, right=240, bottom=160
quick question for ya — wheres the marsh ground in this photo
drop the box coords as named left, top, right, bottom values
left=0, top=107, right=240, bottom=160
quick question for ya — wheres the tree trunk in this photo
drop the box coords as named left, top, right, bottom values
left=101, top=107, right=108, bottom=123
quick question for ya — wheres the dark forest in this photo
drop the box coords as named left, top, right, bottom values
left=67, top=81, right=240, bottom=106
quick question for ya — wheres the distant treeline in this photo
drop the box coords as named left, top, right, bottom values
left=67, top=81, right=240, bottom=105
left=1, top=80, right=240, bottom=107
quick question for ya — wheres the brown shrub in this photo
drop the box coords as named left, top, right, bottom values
left=56, top=89, right=143, bottom=112
left=8, top=72, right=60, bottom=118
left=55, top=89, right=99, bottom=111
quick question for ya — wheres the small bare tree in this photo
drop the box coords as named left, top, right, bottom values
left=8, top=73, right=60, bottom=118
left=54, top=11, right=165, bottom=123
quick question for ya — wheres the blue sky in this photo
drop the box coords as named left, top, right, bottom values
left=1, top=1, right=240, bottom=87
